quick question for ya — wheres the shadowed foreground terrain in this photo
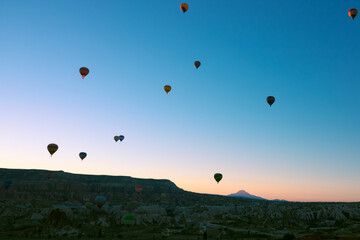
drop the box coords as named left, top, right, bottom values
left=1, top=168, right=360, bottom=239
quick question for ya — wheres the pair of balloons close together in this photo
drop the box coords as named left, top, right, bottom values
left=114, top=135, right=125, bottom=142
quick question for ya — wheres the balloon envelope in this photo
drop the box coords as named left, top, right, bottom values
left=349, top=8, right=358, bottom=19
left=214, top=173, right=223, bottom=183
left=79, top=67, right=89, bottom=79
left=194, top=61, right=201, bottom=69
left=119, top=135, right=125, bottom=142
left=161, top=193, right=166, bottom=200
left=164, top=85, right=171, bottom=94
left=85, top=202, right=93, bottom=209
left=266, top=96, right=275, bottom=107
left=47, top=143, right=58, bottom=156
left=135, top=186, right=143, bottom=195
left=114, top=136, right=119, bottom=142
left=95, top=196, right=107, bottom=208
left=79, top=152, right=87, bottom=160
left=123, top=214, right=135, bottom=226
left=180, top=3, right=189, bottom=13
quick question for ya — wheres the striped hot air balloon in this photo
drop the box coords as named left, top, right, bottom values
left=47, top=143, right=58, bottom=157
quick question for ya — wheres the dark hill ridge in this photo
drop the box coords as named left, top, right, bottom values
left=0, top=168, right=254, bottom=206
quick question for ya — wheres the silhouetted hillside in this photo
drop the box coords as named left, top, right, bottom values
left=0, top=168, right=254, bottom=206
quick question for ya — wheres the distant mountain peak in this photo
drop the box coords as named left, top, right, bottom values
left=227, top=190, right=266, bottom=200
left=227, top=190, right=288, bottom=202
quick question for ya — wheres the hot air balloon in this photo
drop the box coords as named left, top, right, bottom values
left=114, top=136, right=119, bottom=142
left=79, top=152, right=87, bottom=161
left=83, top=196, right=90, bottom=202
left=161, top=193, right=166, bottom=200
left=46, top=172, right=52, bottom=180
left=266, top=96, right=275, bottom=107
left=180, top=3, right=189, bottom=13
left=123, top=214, right=135, bottom=226
left=85, top=202, right=93, bottom=209
left=119, top=135, right=125, bottom=142
left=194, top=61, right=201, bottom=69
left=95, top=196, right=106, bottom=208
left=135, top=186, right=143, bottom=195
left=3, top=180, right=12, bottom=190
left=214, top=173, right=222, bottom=184
left=349, top=8, right=358, bottom=20
left=79, top=67, right=89, bottom=79
left=164, top=85, right=171, bottom=94
left=47, top=143, right=58, bottom=157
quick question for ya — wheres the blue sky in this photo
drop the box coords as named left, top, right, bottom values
left=0, top=0, right=359, bottom=201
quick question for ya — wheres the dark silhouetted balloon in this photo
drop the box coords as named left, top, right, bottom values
left=79, top=67, right=89, bottom=79
left=194, top=61, right=201, bottom=69
left=79, top=152, right=87, bottom=160
left=119, top=135, right=124, bottom=142
left=214, top=173, right=222, bottom=183
left=47, top=143, right=58, bottom=157
left=349, top=8, right=358, bottom=20
left=266, top=96, right=275, bottom=107
left=114, top=136, right=119, bottom=142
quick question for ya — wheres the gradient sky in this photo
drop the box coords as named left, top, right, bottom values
left=1, top=0, right=360, bottom=202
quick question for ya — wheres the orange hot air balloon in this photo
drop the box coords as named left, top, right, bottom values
left=266, top=96, right=275, bottom=107
left=348, top=9, right=358, bottom=20
left=79, top=67, right=89, bottom=79
left=135, top=186, right=143, bottom=195
left=194, top=61, right=201, bottom=69
left=47, top=143, right=58, bottom=157
left=164, top=85, right=171, bottom=94
left=180, top=3, right=189, bottom=13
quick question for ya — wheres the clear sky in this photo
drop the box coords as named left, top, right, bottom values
left=0, top=0, right=359, bottom=202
